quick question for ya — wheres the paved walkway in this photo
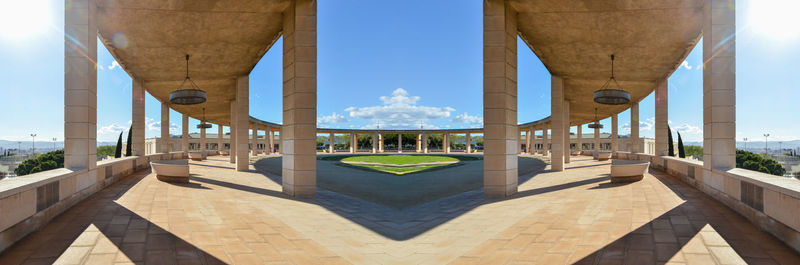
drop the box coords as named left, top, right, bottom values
left=0, top=155, right=797, bottom=264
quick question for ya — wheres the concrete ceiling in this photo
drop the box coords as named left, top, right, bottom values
left=511, top=0, right=703, bottom=126
left=95, top=0, right=289, bottom=127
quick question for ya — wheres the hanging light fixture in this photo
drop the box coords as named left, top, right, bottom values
left=197, top=108, right=212, bottom=129
left=170, top=54, right=207, bottom=105
left=593, top=54, right=630, bottom=105
left=587, top=108, right=604, bottom=129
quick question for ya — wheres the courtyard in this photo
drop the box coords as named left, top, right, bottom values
left=0, top=154, right=797, bottom=264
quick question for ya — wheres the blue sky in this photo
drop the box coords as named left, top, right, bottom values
left=0, top=0, right=798, bottom=144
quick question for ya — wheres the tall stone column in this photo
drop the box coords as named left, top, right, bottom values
left=443, top=133, right=450, bottom=153
left=630, top=101, right=640, bottom=153
left=131, top=79, right=145, bottom=156
left=483, top=0, right=517, bottom=197
left=422, top=133, right=429, bottom=153
left=543, top=123, right=549, bottom=155
left=351, top=133, right=357, bottom=153
left=372, top=132, right=378, bottom=153
left=182, top=114, right=189, bottom=157
left=328, top=132, right=334, bottom=153
left=550, top=76, right=565, bottom=171
left=252, top=124, right=258, bottom=156
left=563, top=100, right=570, bottom=164
left=235, top=76, right=249, bottom=171
left=704, top=0, right=736, bottom=186
left=594, top=122, right=600, bottom=158
left=64, top=0, right=97, bottom=180
left=655, top=80, right=669, bottom=156
left=526, top=127, right=533, bottom=154
left=517, top=131, right=522, bottom=154
left=218, top=124, right=224, bottom=153
left=416, top=134, right=422, bottom=153
left=160, top=102, right=170, bottom=153
left=200, top=122, right=207, bottom=156
left=398, top=133, right=403, bottom=153
left=576, top=125, right=582, bottom=153
left=612, top=114, right=618, bottom=156
left=267, top=128, right=274, bottom=154
left=229, top=101, right=237, bottom=164
left=378, top=134, right=384, bottom=152
left=466, top=132, right=472, bottom=153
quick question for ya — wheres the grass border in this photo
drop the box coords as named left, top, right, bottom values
left=334, top=161, right=466, bottom=176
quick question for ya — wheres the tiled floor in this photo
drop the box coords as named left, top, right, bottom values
left=0, top=155, right=798, bottom=264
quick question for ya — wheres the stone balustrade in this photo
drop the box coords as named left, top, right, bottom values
left=614, top=151, right=800, bottom=252
left=0, top=151, right=187, bottom=253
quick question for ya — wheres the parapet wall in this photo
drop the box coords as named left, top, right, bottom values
left=615, top=152, right=800, bottom=253
left=0, top=151, right=188, bottom=254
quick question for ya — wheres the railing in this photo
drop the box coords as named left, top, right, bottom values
left=615, top=151, right=800, bottom=252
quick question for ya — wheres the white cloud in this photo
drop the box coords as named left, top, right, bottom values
left=97, top=124, right=127, bottom=142
left=108, top=60, right=120, bottom=70
left=345, top=88, right=455, bottom=129
left=451, top=112, right=483, bottom=127
left=680, top=60, right=692, bottom=70
left=317, top=112, right=348, bottom=127
left=619, top=117, right=655, bottom=135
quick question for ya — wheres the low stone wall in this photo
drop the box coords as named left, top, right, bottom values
left=615, top=152, right=800, bottom=253
left=0, top=152, right=186, bottom=254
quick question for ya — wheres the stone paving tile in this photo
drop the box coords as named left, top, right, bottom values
left=1, top=155, right=799, bottom=265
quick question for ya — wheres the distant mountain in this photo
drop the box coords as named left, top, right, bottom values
left=0, top=140, right=117, bottom=150
left=683, top=140, right=800, bottom=151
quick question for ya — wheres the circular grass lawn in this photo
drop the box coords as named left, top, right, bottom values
left=320, top=155, right=480, bottom=175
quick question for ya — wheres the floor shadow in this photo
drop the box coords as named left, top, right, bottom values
left=188, top=162, right=235, bottom=170
left=513, top=176, right=609, bottom=198
left=565, top=162, right=611, bottom=170
left=0, top=171, right=227, bottom=264
left=191, top=176, right=288, bottom=199
left=166, top=181, right=212, bottom=190
left=571, top=168, right=800, bottom=264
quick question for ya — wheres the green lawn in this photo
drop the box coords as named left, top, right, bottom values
left=320, top=154, right=479, bottom=164
left=354, top=164, right=445, bottom=175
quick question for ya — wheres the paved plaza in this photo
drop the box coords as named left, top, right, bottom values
left=0, top=155, right=798, bottom=264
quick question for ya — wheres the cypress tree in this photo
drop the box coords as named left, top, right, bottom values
left=125, top=125, right=133, bottom=156
left=667, top=125, right=675, bottom=157
left=678, top=132, right=686, bottom=158
left=114, top=132, right=123, bottom=158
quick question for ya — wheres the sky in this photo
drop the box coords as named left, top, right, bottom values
left=0, top=0, right=798, bottom=144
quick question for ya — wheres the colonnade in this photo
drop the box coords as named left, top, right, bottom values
left=319, top=131, right=478, bottom=154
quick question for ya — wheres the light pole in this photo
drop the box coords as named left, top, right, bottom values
left=17, top=142, right=21, bottom=154
left=30, top=134, right=37, bottom=155
left=779, top=141, right=783, bottom=155
left=743, top=138, right=748, bottom=151
left=763, top=133, right=770, bottom=155
left=52, top=138, right=57, bottom=150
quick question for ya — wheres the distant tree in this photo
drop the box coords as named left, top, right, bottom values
left=677, top=132, right=686, bottom=158
left=14, top=150, right=64, bottom=176
left=667, top=126, right=675, bottom=157
left=97, top=145, right=116, bottom=159
left=114, top=132, right=123, bottom=158
left=736, top=149, right=785, bottom=176
left=685, top=145, right=703, bottom=159
left=125, top=126, right=132, bottom=156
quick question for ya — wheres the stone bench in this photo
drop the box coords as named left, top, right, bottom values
left=150, top=160, right=190, bottom=183
left=610, top=160, right=649, bottom=183
left=220, top=151, right=229, bottom=156
left=570, top=151, right=581, bottom=156
left=188, top=152, right=204, bottom=161
left=596, top=152, right=612, bottom=161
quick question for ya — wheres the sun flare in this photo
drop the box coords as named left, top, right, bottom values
left=0, top=0, right=52, bottom=40
left=748, top=0, right=800, bottom=41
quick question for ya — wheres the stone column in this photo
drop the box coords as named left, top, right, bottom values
left=466, top=132, right=472, bottom=153
left=252, top=124, right=258, bottom=156
left=416, top=134, right=422, bottom=153
left=655, top=80, right=669, bottom=156
left=182, top=114, right=189, bottom=157
left=543, top=123, right=549, bottom=155
left=594, top=122, right=600, bottom=158
left=64, top=0, right=97, bottom=178
left=526, top=127, right=532, bottom=154
left=483, top=0, right=517, bottom=197
left=282, top=0, right=316, bottom=196
left=235, top=76, right=249, bottom=171
left=328, top=132, right=334, bottom=153
left=131, top=79, right=145, bottom=156
left=550, top=76, right=565, bottom=172
left=704, top=0, right=736, bottom=182
left=379, top=134, right=384, bottom=152
left=517, top=130, right=522, bottom=154
left=200, top=122, right=206, bottom=157
left=576, top=125, right=582, bottom=153
left=631, top=101, right=640, bottom=153
left=372, top=132, right=378, bottom=153
left=218, top=124, right=223, bottom=153
left=612, top=114, right=618, bottom=156
left=563, top=100, right=570, bottom=164
left=398, top=133, right=403, bottom=153
left=422, top=133, right=429, bottom=153
left=351, top=133, right=357, bottom=153
left=267, top=128, right=274, bottom=154
left=443, top=133, right=450, bottom=153
left=229, top=101, right=237, bottom=164
left=160, top=102, right=170, bottom=153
